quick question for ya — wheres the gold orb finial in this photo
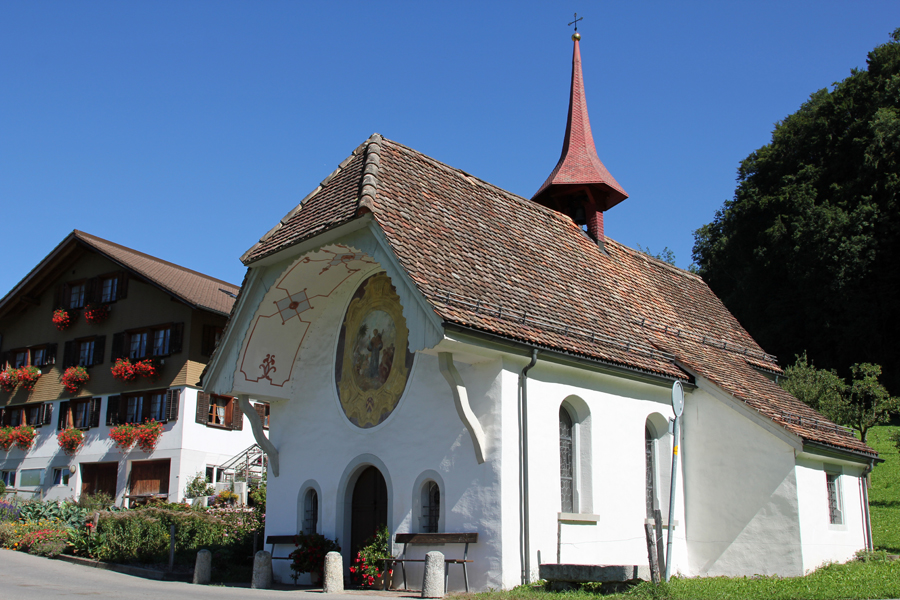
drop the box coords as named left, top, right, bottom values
left=572, top=32, right=581, bottom=41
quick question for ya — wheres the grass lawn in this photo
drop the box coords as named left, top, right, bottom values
left=866, top=425, right=900, bottom=554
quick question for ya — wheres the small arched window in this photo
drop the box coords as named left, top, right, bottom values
left=559, top=407, right=574, bottom=513
left=421, top=481, right=440, bottom=533
left=303, top=488, right=319, bottom=534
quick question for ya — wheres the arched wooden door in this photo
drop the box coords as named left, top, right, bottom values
left=350, top=466, right=388, bottom=559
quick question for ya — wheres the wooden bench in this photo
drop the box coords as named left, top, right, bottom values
left=266, top=534, right=297, bottom=561
left=385, top=533, right=478, bottom=592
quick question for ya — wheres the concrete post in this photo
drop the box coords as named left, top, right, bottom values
left=193, top=549, right=211, bottom=585
left=421, top=551, right=444, bottom=598
left=323, top=551, right=343, bottom=593
left=251, top=550, right=273, bottom=589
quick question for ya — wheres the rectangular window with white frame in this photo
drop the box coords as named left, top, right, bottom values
left=826, top=471, right=843, bottom=525
left=53, top=468, right=71, bottom=486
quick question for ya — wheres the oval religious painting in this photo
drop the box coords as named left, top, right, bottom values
left=335, top=273, right=414, bottom=428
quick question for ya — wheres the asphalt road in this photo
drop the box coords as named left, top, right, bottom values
left=0, top=550, right=421, bottom=600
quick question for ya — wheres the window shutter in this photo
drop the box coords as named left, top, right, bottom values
left=0, top=409, right=6, bottom=426
left=63, top=341, right=76, bottom=369
left=119, top=395, right=128, bottom=424
left=196, top=392, right=210, bottom=424
left=106, top=396, right=120, bottom=426
left=254, top=403, right=266, bottom=426
left=54, top=284, right=65, bottom=309
left=0, top=351, right=8, bottom=368
left=47, top=343, right=58, bottom=366
left=58, top=401, right=69, bottom=430
left=118, top=272, right=128, bottom=300
left=231, top=399, right=243, bottom=431
left=201, top=325, right=213, bottom=357
left=111, top=333, right=125, bottom=360
left=90, top=397, right=102, bottom=428
left=87, top=277, right=101, bottom=304
left=165, top=389, right=180, bottom=422
left=41, top=402, right=53, bottom=426
left=92, top=335, right=105, bottom=366
left=170, top=322, right=184, bottom=355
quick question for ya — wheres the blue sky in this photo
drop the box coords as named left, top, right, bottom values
left=2, top=1, right=899, bottom=295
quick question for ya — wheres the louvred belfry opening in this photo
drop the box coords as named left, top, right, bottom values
left=532, top=32, right=627, bottom=244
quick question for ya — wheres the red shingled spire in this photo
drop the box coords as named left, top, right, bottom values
left=532, top=33, right=627, bottom=244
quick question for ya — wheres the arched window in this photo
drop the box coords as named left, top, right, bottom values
left=303, top=488, right=319, bottom=534
left=421, top=481, right=440, bottom=533
left=560, top=406, right=574, bottom=513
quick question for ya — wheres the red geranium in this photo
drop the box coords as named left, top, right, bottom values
left=58, top=428, right=84, bottom=456
left=52, top=308, right=76, bottom=331
left=0, top=427, right=14, bottom=452
left=62, top=366, right=90, bottom=394
left=17, top=366, right=41, bottom=392
left=83, top=303, right=110, bottom=324
left=11, top=425, right=36, bottom=452
left=111, top=358, right=157, bottom=382
left=135, top=420, right=164, bottom=453
left=0, top=367, right=18, bottom=393
left=109, top=423, right=137, bottom=452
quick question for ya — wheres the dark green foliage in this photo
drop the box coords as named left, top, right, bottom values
left=693, top=29, right=900, bottom=394
left=781, top=354, right=898, bottom=441
left=18, top=500, right=88, bottom=529
left=76, top=491, right=115, bottom=512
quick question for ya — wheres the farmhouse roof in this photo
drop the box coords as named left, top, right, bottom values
left=0, top=230, right=240, bottom=318
left=240, top=133, right=874, bottom=458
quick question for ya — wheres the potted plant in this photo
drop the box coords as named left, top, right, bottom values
left=290, top=531, right=341, bottom=586
left=135, top=420, right=164, bottom=453
left=62, top=366, right=90, bottom=394
left=11, top=425, right=36, bottom=452
left=58, top=428, right=85, bottom=456
left=109, top=423, right=137, bottom=452
left=350, top=525, right=393, bottom=589
left=132, top=359, right=158, bottom=380
left=0, top=367, right=18, bottom=393
left=83, top=303, right=110, bottom=324
left=0, top=427, right=14, bottom=452
left=17, top=366, right=41, bottom=392
left=52, top=308, right=76, bottom=331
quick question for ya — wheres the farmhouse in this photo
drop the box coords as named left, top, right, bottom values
left=0, top=230, right=264, bottom=505
left=202, top=33, right=878, bottom=588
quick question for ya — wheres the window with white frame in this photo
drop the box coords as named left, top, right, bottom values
left=303, top=488, right=319, bottom=534
left=100, top=276, right=118, bottom=303
left=18, top=469, right=42, bottom=487
left=826, top=472, right=843, bottom=525
left=68, top=282, right=86, bottom=309
left=53, top=468, right=70, bottom=486
left=421, top=481, right=440, bottom=533
left=559, top=406, right=575, bottom=513
left=129, top=332, right=148, bottom=359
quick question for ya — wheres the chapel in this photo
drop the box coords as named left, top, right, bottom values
left=203, top=31, right=878, bottom=589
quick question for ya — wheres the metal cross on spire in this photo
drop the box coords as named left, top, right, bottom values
left=568, top=13, right=583, bottom=32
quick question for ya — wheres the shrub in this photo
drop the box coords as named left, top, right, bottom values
left=211, top=489, right=239, bottom=506
left=19, top=500, right=88, bottom=529
left=20, top=527, right=68, bottom=557
left=77, top=491, right=115, bottom=512
left=350, top=524, right=390, bottom=588
left=184, top=472, right=216, bottom=498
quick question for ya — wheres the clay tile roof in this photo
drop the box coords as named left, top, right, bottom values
left=243, top=134, right=875, bottom=458
left=72, top=231, right=239, bottom=315
left=532, top=37, right=627, bottom=210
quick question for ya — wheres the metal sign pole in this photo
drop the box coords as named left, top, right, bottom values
left=664, top=381, right=684, bottom=582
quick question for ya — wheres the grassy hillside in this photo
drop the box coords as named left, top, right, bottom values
left=867, top=425, right=899, bottom=554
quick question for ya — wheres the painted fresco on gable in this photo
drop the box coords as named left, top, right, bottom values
left=336, top=273, right=413, bottom=428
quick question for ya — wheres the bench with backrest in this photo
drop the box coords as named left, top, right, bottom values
left=386, top=533, right=478, bottom=592
left=266, top=534, right=297, bottom=561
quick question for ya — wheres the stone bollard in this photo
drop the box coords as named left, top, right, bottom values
left=193, top=549, right=211, bottom=585
left=323, top=551, right=344, bottom=594
left=421, top=551, right=445, bottom=598
left=251, top=550, right=273, bottom=589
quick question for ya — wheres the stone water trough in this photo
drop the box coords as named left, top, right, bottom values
left=539, top=564, right=651, bottom=592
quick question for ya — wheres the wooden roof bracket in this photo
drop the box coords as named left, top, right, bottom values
left=237, top=395, right=280, bottom=477
left=438, top=352, right=487, bottom=464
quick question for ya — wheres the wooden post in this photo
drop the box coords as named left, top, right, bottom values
left=644, top=522, right=660, bottom=584
left=654, top=509, right=666, bottom=577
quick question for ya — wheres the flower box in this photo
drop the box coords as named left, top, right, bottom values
left=17, top=366, right=41, bottom=392
left=58, top=428, right=85, bottom=456
left=109, top=423, right=137, bottom=452
left=0, top=427, right=14, bottom=452
left=84, top=303, right=110, bottom=325
left=0, top=368, right=18, bottom=393
left=11, top=425, right=36, bottom=452
left=52, top=308, right=76, bottom=331
left=62, top=366, right=90, bottom=394
left=111, top=358, right=158, bottom=383
left=135, top=420, right=164, bottom=453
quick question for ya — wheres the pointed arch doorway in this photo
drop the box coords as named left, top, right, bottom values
left=351, top=466, right=388, bottom=559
